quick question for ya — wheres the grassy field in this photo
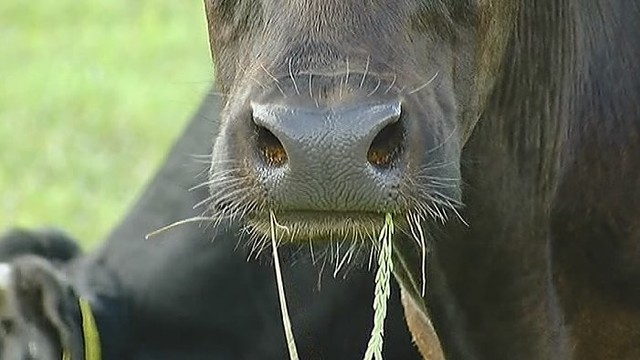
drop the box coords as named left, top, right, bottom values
left=0, top=2, right=213, bottom=248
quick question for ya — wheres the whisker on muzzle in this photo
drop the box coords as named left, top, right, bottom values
left=144, top=217, right=214, bottom=240
left=406, top=212, right=428, bottom=297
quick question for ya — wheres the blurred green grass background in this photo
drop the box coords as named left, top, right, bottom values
left=0, top=2, right=213, bottom=248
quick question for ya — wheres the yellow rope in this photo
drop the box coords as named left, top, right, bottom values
left=62, top=297, right=101, bottom=360
left=79, top=298, right=101, bottom=360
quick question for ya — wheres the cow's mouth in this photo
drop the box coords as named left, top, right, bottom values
left=246, top=210, right=391, bottom=243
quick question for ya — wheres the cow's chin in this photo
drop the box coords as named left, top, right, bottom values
left=246, top=211, right=389, bottom=243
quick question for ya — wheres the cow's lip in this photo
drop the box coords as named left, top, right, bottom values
left=247, top=210, right=390, bottom=242
left=261, top=210, right=385, bottom=222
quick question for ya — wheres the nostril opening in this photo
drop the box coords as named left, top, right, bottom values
left=367, top=114, right=404, bottom=169
left=253, top=120, right=288, bottom=167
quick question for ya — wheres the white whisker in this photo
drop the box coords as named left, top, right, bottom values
left=145, top=217, right=213, bottom=240
left=384, top=73, right=397, bottom=94
left=360, top=55, right=370, bottom=89
left=289, top=58, right=300, bottom=95
left=407, top=71, right=439, bottom=95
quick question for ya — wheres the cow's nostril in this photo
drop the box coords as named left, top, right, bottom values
left=367, top=115, right=404, bottom=169
left=254, top=122, right=288, bottom=167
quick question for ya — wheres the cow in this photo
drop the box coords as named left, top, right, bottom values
left=202, top=0, right=640, bottom=359
left=0, top=91, right=421, bottom=359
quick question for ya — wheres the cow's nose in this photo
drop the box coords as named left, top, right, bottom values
left=252, top=100, right=403, bottom=169
left=249, top=99, right=405, bottom=211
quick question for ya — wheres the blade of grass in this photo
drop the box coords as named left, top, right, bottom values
left=363, top=213, right=394, bottom=360
left=270, top=211, right=300, bottom=360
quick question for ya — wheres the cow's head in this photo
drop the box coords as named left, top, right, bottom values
left=203, top=0, right=514, bottom=253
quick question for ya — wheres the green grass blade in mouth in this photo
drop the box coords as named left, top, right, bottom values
left=268, top=211, right=395, bottom=360
left=270, top=211, right=300, bottom=360
left=363, top=213, right=395, bottom=360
